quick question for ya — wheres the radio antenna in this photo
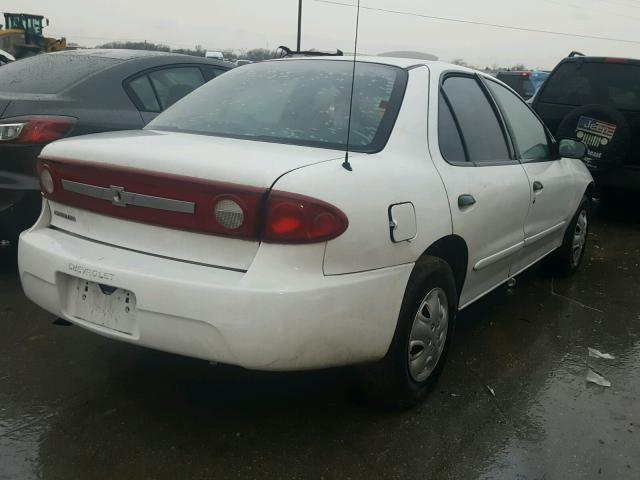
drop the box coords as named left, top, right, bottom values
left=342, top=0, right=361, bottom=172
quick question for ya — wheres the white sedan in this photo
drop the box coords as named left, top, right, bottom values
left=19, top=56, right=593, bottom=406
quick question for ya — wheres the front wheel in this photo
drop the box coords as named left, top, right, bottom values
left=544, top=195, right=590, bottom=277
left=362, top=257, right=458, bottom=408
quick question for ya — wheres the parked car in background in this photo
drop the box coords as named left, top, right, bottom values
left=19, top=57, right=592, bottom=407
left=0, top=49, right=233, bottom=244
left=496, top=71, right=536, bottom=99
left=205, top=50, right=224, bottom=60
left=496, top=70, right=548, bottom=100
left=532, top=55, right=640, bottom=207
left=530, top=70, right=550, bottom=92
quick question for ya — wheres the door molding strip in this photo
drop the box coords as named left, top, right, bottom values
left=524, top=221, right=566, bottom=247
left=474, top=241, right=524, bottom=271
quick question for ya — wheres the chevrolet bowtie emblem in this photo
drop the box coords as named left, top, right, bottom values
left=110, top=186, right=127, bottom=207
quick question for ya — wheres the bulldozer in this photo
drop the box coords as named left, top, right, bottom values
left=0, top=13, right=67, bottom=59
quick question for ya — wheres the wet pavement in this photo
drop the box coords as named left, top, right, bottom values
left=1, top=208, right=639, bottom=480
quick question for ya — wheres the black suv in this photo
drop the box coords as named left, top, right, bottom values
left=532, top=55, right=640, bottom=203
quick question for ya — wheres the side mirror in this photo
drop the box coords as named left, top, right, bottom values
left=558, top=138, right=587, bottom=159
left=46, top=18, right=50, bottom=26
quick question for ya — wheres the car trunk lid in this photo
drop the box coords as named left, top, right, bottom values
left=40, top=130, right=343, bottom=270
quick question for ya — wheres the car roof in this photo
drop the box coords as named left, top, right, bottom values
left=560, top=55, right=640, bottom=65
left=49, top=49, right=233, bottom=66
left=275, top=55, right=478, bottom=73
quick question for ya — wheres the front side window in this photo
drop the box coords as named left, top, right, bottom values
left=487, top=80, right=551, bottom=161
left=147, top=60, right=407, bottom=153
left=441, top=76, right=510, bottom=164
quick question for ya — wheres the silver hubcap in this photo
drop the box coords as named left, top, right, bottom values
left=408, top=288, right=449, bottom=383
left=571, top=209, right=588, bottom=267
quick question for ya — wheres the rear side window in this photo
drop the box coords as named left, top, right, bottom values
left=438, top=93, right=467, bottom=163
left=148, top=67, right=205, bottom=109
left=540, top=61, right=640, bottom=111
left=201, top=65, right=229, bottom=81
left=128, top=75, right=161, bottom=112
left=441, top=76, right=510, bottom=163
left=486, top=80, right=551, bottom=161
left=0, top=54, right=119, bottom=94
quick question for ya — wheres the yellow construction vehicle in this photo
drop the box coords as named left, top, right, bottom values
left=0, top=13, right=67, bottom=59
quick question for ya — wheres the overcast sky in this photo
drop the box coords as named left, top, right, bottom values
left=15, top=0, right=640, bottom=69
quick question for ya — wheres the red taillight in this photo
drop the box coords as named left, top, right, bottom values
left=263, top=192, right=348, bottom=244
left=520, top=71, right=531, bottom=77
left=0, top=116, right=75, bottom=145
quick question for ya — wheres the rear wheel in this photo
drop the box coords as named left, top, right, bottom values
left=363, top=257, right=457, bottom=408
left=544, top=196, right=590, bottom=276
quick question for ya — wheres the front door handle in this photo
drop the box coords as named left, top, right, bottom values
left=533, top=181, right=544, bottom=192
left=458, top=194, right=476, bottom=208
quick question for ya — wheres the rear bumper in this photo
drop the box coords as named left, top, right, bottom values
left=18, top=225, right=412, bottom=371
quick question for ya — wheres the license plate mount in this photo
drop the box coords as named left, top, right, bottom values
left=65, top=276, right=137, bottom=335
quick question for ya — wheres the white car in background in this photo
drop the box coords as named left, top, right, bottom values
left=205, top=50, right=224, bottom=61
left=19, top=56, right=593, bottom=406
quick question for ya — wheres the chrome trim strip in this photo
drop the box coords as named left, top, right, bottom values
left=62, top=179, right=107, bottom=200
left=474, top=241, right=524, bottom=271
left=61, top=179, right=195, bottom=214
left=523, top=221, right=566, bottom=247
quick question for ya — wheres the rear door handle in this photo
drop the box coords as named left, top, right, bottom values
left=533, top=181, right=544, bottom=192
left=458, top=194, right=476, bottom=208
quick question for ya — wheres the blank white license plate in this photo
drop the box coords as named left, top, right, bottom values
left=65, top=277, right=137, bottom=335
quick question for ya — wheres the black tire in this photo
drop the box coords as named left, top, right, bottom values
left=556, top=104, right=630, bottom=174
left=362, top=256, right=458, bottom=408
left=544, top=196, right=590, bottom=277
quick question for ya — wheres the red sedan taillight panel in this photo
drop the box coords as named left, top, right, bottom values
left=38, top=159, right=348, bottom=244
left=39, top=159, right=266, bottom=239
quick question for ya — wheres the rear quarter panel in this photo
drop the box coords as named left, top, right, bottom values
left=273, top=66, right=452, bottom=275
left=1, top=63, right=144, bottom=135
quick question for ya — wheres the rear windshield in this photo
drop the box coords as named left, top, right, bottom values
left=0, top=54, right=119, bottom=94
left=539, top=61, right=640, bottom=111
left=147, top=59, right=407, bottom=153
